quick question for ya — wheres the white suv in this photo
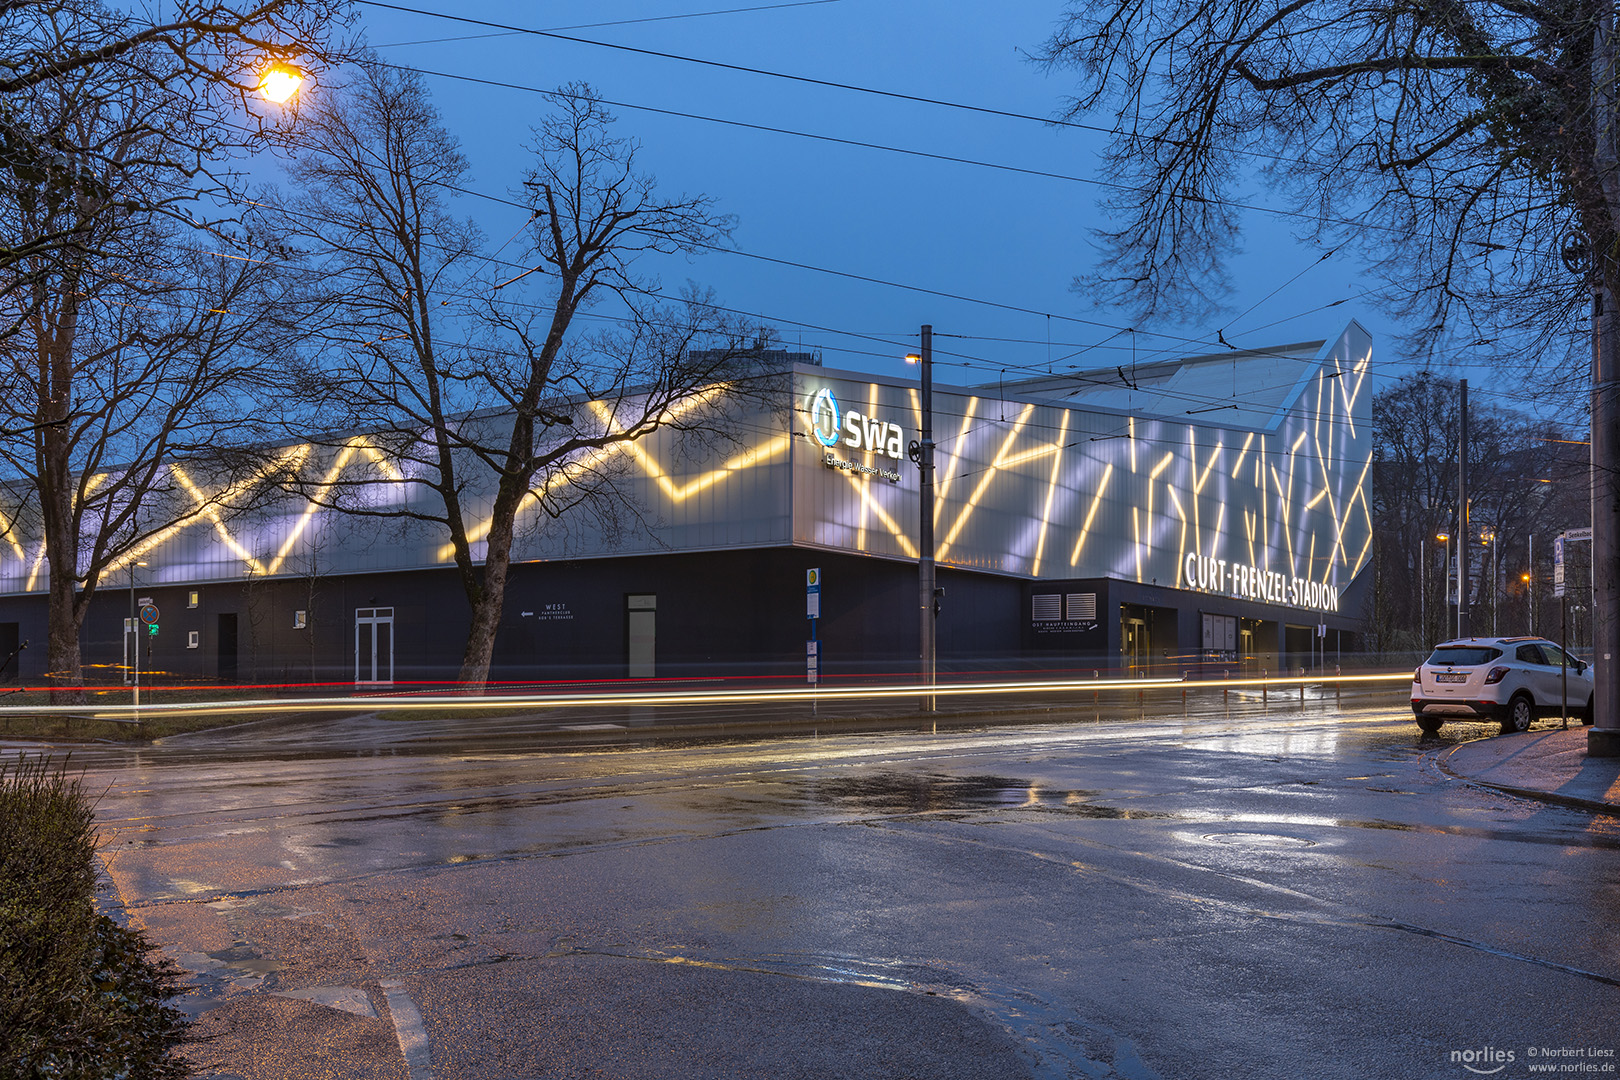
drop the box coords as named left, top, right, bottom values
left=1411, top=636, right=1594, bottom=735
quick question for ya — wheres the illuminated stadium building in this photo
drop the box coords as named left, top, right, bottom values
left=0, top=322, right=1373, bottom=686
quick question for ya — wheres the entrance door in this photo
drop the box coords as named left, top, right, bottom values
left=1123, top=616, right=1148, bottom=676
left=355, top=607, right=394, bottom=685
left=627, top=595, right=656, bottom=678
left=218, top=613, right=238, bottom=684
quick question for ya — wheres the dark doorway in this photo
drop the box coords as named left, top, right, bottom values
left=0, top=622, right=19, bottom=684
left=218, top=613, right=239, bottom=684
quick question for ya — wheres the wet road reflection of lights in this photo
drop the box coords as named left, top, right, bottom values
left=59, top=698, right=1620, bottom=1080
left=0, top=670, right=1416, bottom=724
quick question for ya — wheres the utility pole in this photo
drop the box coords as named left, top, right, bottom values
left=914, top=325, right=937, bottom=712
left=1590, top=12, right=1620, bottom=754
left=1458, top=379, right=1470, bottom=639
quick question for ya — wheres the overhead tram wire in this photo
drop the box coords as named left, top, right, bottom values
left=358, top=0, right=1574, bottom=267
left=354, top=0, right=1416, bottom=190
left=369, top=0, right=847, bottom=47
left=309, top=61, right=1553, bottom=376
left=369, top=57, right=1426, bottom=256
left=138, top=168, right=1461, bottom=417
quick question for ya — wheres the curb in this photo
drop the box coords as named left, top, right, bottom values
left=1436, top=742, right=1620, bottom=817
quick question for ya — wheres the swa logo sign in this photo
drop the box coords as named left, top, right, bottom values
left=807, top=387, right=904, bottom=460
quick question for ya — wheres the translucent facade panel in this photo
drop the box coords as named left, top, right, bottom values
left=1, top=322, right=1372, bottom=624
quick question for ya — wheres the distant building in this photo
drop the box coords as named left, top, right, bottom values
left=0, top=321, right=1373, bottom=686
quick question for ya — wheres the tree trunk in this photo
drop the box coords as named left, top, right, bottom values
left=455, top=487, right=520, bottom=690
left=44, top=574, right=85, bottom=705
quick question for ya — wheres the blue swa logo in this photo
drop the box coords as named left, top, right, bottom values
left=806, top=386, right=905, bottom=460
left=809, top=387, right=842, bottom=449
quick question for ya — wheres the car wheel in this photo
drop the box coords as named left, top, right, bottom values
left=1416, top=715, right=1443, bottom=734
left=1501, top=693, right=1534, bottom=735
left=1583, top=694, right=1596, bottom=727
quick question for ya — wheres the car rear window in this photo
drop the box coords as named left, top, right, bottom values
left=1426, top=646, right=1502, bottom=666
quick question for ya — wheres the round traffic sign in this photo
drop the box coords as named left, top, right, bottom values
left=138, top=603, right=159, bottom=625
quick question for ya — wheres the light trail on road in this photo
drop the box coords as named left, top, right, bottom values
left=0, top=670, right=1416, bottom=723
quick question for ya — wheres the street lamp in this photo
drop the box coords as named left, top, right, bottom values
left=259, top=63, right=305, bottom=104
left=1522, top=571, right=1534, bottom=635
left=1481, top=530, right=1499, bottom=636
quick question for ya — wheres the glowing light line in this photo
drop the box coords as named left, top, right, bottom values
left=1069, top=462, right=1112, bottom=568
left=1232, top=431, right=1254, bottom=478
left=934, top=397, right=977, bottom=528
left=1031, top=411, right=1069, bottom=577
left=938, top=404, right=1033, bottom=559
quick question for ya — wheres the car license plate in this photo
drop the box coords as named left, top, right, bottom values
left=1436, top=672, right=1466, bottom=683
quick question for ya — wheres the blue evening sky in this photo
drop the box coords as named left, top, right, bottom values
left=331, top=1, right=1434, bottom=409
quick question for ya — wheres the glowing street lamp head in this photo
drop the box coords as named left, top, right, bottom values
left=1436, top=532, right=1450, bottom=542
left=259, top=64, right=305, bottom=104
left=904, top=352, right=921, bottom=365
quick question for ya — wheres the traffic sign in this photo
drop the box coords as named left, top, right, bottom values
left=138, top=603, right=159, bottom=625
left=806, top=567, right=821, bottom=619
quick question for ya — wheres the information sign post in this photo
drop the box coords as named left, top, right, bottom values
left=806, top=569, right=820, bottom=714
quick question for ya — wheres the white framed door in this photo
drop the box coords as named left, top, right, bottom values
left=355, top=607, right=395, bottom=685
left=627, top=595, right=656, bottom=678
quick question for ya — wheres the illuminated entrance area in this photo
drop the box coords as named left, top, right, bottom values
left=1121, top=604, right=1177, bottom=677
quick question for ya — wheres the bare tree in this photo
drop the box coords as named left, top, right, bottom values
left=1036, top=1, right=1620, bottom=736
left=0, top=42, right=295, bottom=696
left=0, top=0, right=347, bottom=279
left=1370, top=372, right=1584, bottom=653
left=272, top=66, right=768, bottom=687
left=1037, top=4, right=1596, bottom=353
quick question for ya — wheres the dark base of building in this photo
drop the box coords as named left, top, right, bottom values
left=0, top=547, right=1361, bottom=688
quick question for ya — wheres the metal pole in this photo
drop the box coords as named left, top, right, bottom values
left=1420, top=539, right=1426, bottom=648
left=919, top=324, right=936, bottom=713
left=127, top=564, right=135, bottom=686
left=1563, top=591, right=1570, bottom=729
left=131, top=566, right=139, bottom=712
left=1529, top=533, right=1534, bottom=635
left=1492, top=533, right=1499, bottom=637
left=1592, top=257, right=1620, bottom=751
left=1458, top=379, right=1470, bottom=639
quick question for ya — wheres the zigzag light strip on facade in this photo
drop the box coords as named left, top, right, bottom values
left=1030, top=410, right=1070, bottom=578
left=1069, top=462, right=1113, bottom=568
left=937, top=403, right=1034, bottom=560
left=1, top=328, right=1375, bottom=605
left=435, top=389, right=729, bottom=561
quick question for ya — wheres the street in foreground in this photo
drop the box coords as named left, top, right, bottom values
left=23, top=694, right=1620, bottom=1080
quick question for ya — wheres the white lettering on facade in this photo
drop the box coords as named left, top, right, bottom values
left=1182, top=553, right=1339, bottom=614
left=840, top=408, right=903, bottom=460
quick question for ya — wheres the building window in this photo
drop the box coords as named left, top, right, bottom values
left=187, top=630, right=199, bottom=649
left=1066, top=593, right=1096, bottom=621
left=1031, top=594, right=1061, bottom=622
left=294, top=610, right=307, bottom=629
left=187, top=590, right=199, bottom=609
left=1202, top=613, right=1237, bottom=652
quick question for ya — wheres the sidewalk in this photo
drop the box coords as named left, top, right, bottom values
left=1440, top=725, right=1620, bottom=815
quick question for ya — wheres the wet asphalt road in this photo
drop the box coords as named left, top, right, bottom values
left=25, top=693, right=1620, bottom=1080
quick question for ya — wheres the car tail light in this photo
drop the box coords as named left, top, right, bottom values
left=1484, top=666, right=1510, bottom=684
left=1413, top=667, right=1422, bottom=683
